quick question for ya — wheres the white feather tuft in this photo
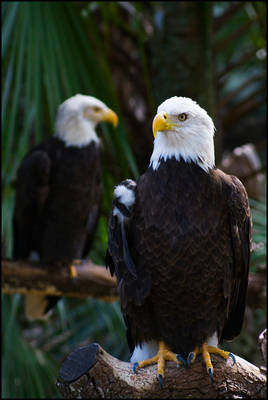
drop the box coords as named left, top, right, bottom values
left=114, top=184, right=135, bottom=208
left=130, top=341, right=158, bottom=363
left=207, top=332, right=218, bottom=347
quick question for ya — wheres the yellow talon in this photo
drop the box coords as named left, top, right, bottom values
left=187, top=346, right=200, bottom=366
left=207, top=346, right=230, bottom=359
left=69, top=265, right=78, bottom=279
left=187, top=342, right=236, bottom=381
left=202, top=343, right=213, bottom=372
left=132, top=341, right=183, bottom=383
left=137, top=354, right=158, bottom=369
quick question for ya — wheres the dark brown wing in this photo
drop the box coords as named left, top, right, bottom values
left=82, top=183, right=102, bottom=257
left=106, top=178, right=155, bottom=352
left=106, top=180, right=152, bottom=298
left=13, top=149, right=51, bottom=259
left=106, top=180, right=145, bottom=308
left=221, top=174, right=252, bottom=341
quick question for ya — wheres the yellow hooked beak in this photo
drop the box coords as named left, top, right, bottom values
left=102, top=108, right=118, bottom=127
left=152, top=111, right=174, bottom=137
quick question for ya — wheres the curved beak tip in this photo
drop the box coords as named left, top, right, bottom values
left=152, top=112, right=169, bottom=137
left=111, top=112, right=119, bottom=127
left=104, top=109, right=118, bottom=128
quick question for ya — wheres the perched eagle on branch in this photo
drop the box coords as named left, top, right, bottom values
left=106, top=96, right=252, bottom=384
left=13, top=94, right=118, bottom=319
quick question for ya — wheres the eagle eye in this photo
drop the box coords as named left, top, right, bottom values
left=92, top=106, right=101, bottom=112
left=178, top=113, right=187, bottom=121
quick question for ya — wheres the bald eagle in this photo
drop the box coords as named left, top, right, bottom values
left=106, top=96, right=251, bottom=384
left=13, top=94, right=118, bottom=319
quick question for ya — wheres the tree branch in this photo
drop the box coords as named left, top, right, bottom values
left=1, top=258, right=118, bottom=302
left=2, top=259, right=266, bottom=310
left=56, top=343, right=266, bottom=399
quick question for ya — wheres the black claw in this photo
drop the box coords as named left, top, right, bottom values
left=176, top=354, right=187, bottom=368
left=208, top=367, right=213, bottom=383
left=158, top=373, right=163, bottom=387
left=132, top=362, right=138, bottom=374
left=187, top=352, right=194, bottom=368
left=229, top=352, right=236, bottom=366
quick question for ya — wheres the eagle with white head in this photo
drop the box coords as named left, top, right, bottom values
left=13, top=94, right=118, bottom=319
left=106, top=96, right=251, bottom=384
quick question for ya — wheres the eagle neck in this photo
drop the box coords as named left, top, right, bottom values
left=54, top=114, right=100, bottom=148
left=149, top=131, right=215, bottom=173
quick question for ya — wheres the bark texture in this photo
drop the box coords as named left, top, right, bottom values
left=56, top=343, right=266, bottom=399
left=2, top=259, right=265, bottom=309
left=1, top=258, right=118, bottom=302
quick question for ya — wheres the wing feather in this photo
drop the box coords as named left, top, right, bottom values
left=106, top=180, right=151, bottom=306
left=221, top=175, right=252, bottom=341
left=13, top=149, right=51, bottom=258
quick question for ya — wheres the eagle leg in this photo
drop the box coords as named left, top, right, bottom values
left=69, top=259, right=80, bottom=279
left=132, top=341, right=185, bottom=386
left=187, top=343, right=236, bottom=382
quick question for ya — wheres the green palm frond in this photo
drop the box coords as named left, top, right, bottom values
left=2, top=294, right=58, bottom=398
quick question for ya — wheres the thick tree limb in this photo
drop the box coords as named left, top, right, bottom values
left=56, top=343, right=266, bottom=399
left=2, top=259, right=266, bottom=310
left=1, top=258, right=118, bottom=302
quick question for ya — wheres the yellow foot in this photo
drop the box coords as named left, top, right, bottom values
left=187, top=343, right=236, bottom=382
left=69, top=263, right=79, bottom=279
left=132, top=341, right=186, bottom=386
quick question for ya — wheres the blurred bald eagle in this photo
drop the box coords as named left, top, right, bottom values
left=106, top=96, right=251, bottom=384
left=13, top=94, right=118, bottom=319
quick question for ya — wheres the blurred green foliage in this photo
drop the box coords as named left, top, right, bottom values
left=2, top=1, right=266, bottom=398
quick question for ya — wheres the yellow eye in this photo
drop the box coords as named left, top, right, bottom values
left=178, top=113, right=187, bottom=121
